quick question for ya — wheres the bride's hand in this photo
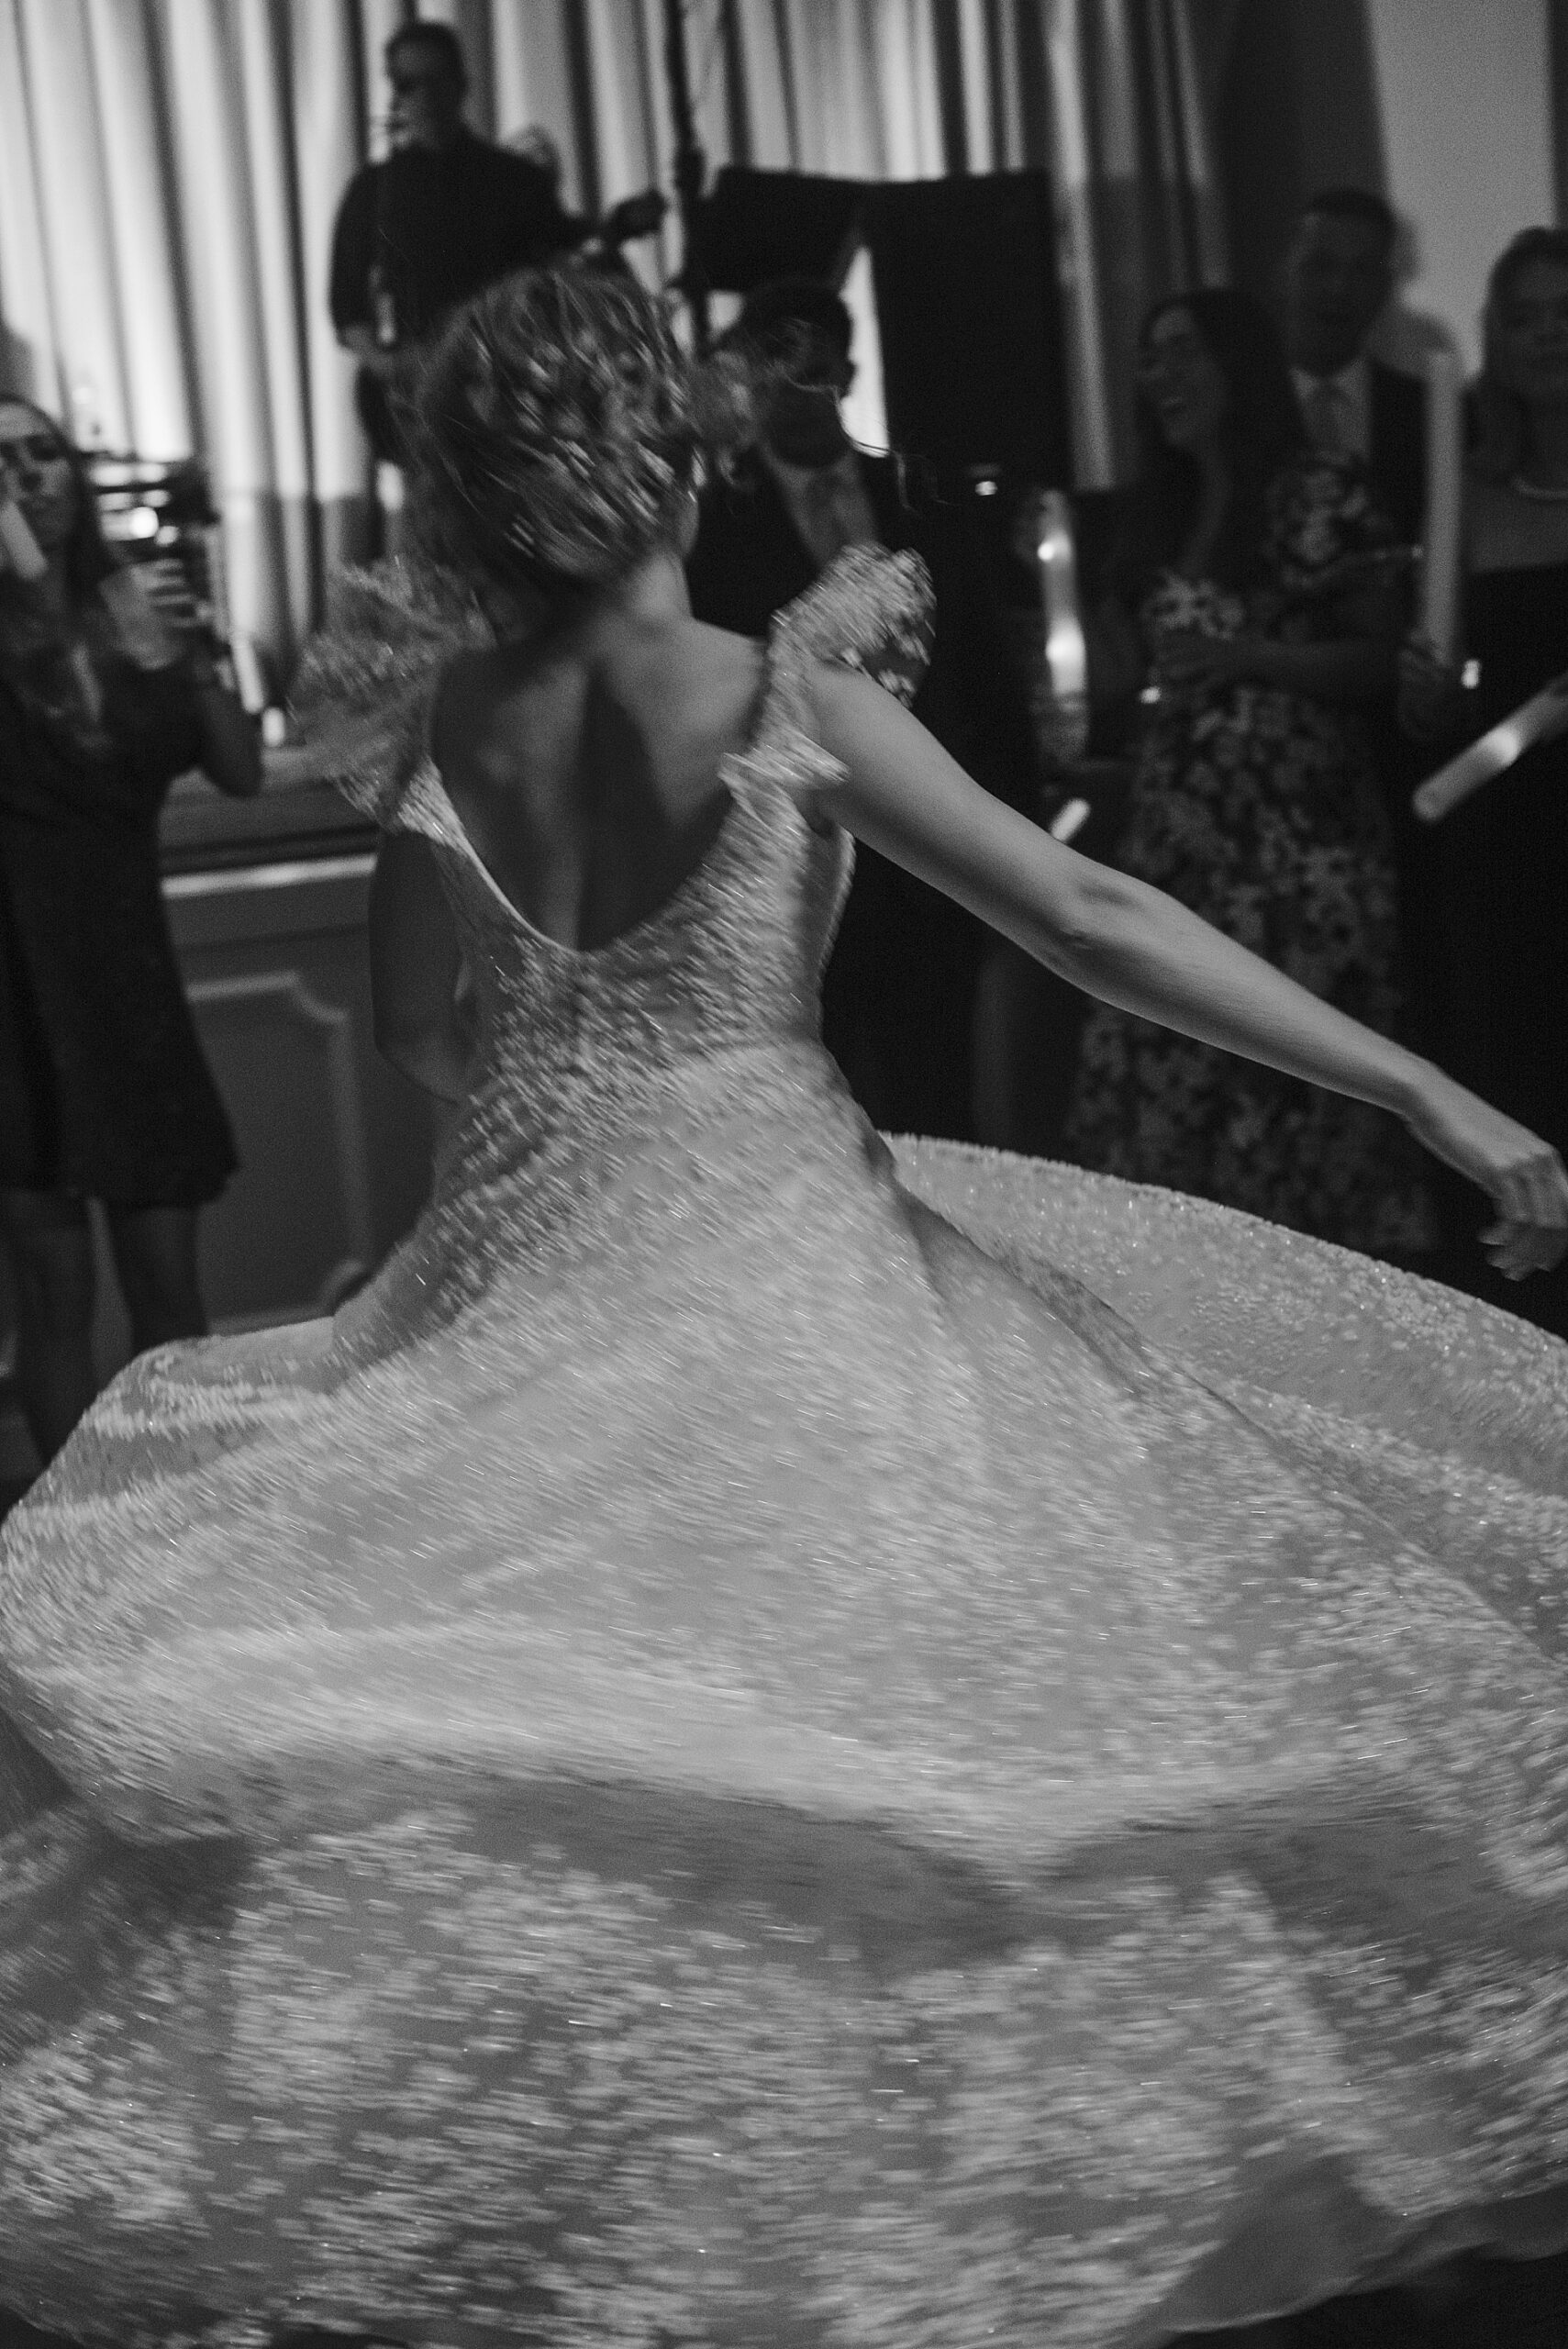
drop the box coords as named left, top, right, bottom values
left=1405, top=1069, right=1568, bottom=1279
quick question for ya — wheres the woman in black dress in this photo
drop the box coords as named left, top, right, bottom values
left=1401, top=228, right=1568, bottom=1340
left=0, top=399, right=260, bottom=1464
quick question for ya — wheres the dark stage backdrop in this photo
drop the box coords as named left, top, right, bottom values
left=867, top=173, right=1072, bottom=490
left=697, top=166, right=1073, bottom=492
left=697, top=167, right=868, bottom=295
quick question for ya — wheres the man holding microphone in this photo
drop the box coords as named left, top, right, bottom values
left=330, top=21, right=662, bottom=473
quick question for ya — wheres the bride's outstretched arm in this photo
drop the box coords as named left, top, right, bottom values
left=369, top=835, right=475, bottom=1104
left=810, top=663, right=1568, bottom=1279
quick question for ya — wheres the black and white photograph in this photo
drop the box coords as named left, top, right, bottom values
left=0, top=6, right=1566, bottom=2346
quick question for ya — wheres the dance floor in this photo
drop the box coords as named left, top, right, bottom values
left=2, top=2249, right=1567, bottom=2349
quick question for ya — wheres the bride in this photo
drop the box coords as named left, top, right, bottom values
left=0, top=263, right=1565, bottom=2349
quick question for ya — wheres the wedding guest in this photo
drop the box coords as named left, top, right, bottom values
left=331, top=25, right=662, bottom=469
left=330, top=23, right=580, bottom=466
left=1399, top=227, right=1568, bottom=1338
left=0, top=399, right=260, bottom=1465
left=1279, top=185, right=1462, bottom=1073
left=1281, top=186, right=1427, bottom=543
left=686, top=278, right=1040, bottom=1139
left=1062, top=290, right=1435, bottom=1259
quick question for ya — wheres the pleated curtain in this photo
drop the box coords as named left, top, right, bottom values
left=0, top=0, right=1232, bottom=673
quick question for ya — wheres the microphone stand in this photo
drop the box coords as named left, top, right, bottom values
left=662, top=0, right=711, bottom=352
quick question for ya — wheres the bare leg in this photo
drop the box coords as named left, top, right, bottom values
left=0, top=1190, right=97, bottom=1466
left=105, top=1204, right=209, bottom=1353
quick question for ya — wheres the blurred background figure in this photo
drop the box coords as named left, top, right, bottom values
left=0, top=399, right=260, bottom=1468
left=331, top=22, right=582, bottom=472
left=1399, top=226, right=1568, bottom=1339
left=1060, top=289, right=1435, bottom=1261
left=502, top=125, right=668, bottom=283
left=1280, top=187, right=1428, bottom=543
left=1280, top=185, right=1445, bottom=1082
left=506, top=126, right=566, bottom=188
left=331, top=23, right=665, bottom=481
left=686, top=276, right=1040, bottom=1141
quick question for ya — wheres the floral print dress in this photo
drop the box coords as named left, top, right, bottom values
left=1064, top=454, right=1434, bottom=1258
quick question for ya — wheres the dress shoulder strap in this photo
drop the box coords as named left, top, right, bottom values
left=729, top=543, right=935, bottom=811
left=290, top=555, right=494, bottom=829
left=773, top=541, right=933, bottom=705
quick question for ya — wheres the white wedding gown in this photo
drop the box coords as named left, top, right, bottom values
left=0, top=547, right=1565, bottom=2349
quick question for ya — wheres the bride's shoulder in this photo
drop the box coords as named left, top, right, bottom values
left=782, top=544, right=931, bottom=653
left=773, top=546, right=934, bottom=711
left=717, top=550, right=936, bottom=826
left=627, top=614, right=767, bottom=736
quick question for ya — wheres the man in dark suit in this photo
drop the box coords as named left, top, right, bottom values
left=686, top=279, right=1040, bottom=1142
left=1280, top=186, right=1427, bottom=544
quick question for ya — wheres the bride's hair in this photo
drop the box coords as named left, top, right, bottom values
left=411, top=263, right=743, bottom=596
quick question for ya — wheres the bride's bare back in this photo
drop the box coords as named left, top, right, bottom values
left=428, top=565, right=764, bottom=955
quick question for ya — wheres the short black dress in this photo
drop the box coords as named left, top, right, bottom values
left=0, top=640, right=237, bottom=1207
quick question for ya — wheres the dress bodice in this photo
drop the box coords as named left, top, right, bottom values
left=396, top=746, right=846, bottom=1173
left=295, top=544, right=933, bottom=1196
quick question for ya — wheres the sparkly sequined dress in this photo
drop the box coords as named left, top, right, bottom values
left=0, top=548, right=1565, bottom=2349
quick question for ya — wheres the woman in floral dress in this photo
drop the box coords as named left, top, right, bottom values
left=1063, top=290, right=1434, bottom=1258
